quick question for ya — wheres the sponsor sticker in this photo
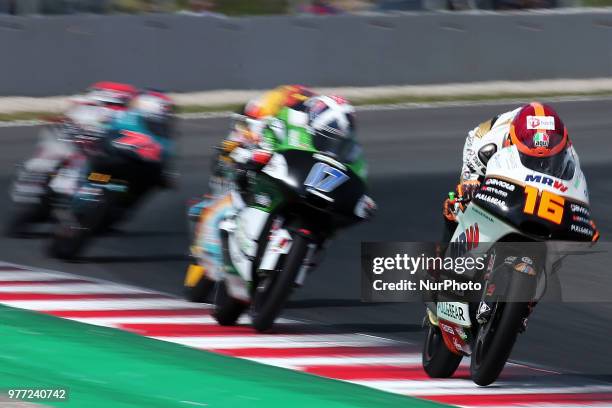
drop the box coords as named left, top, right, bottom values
left=571, top=224, right=594, bottom=237
left=527, top=115, right=556, bottom=131
left=533, top=132, right=550, bottom=148
left=485, top=178, right=516, bottom=191
left=474, top=192, right=507, bottom=209
left=525, top=175, right=568, bottom=192
left=437, top=302, right=471, bottom=327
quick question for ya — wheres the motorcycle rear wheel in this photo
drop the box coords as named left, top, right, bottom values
left=48, top=222, right=91, bottom=260
left=212, top=281, right=248, bottom=326
left=5, top=203, right=49, bottom=238
left=422, top=322, right=463, bottom=378
left=48, top=192, right=111, bottom=260
left=184, top=268, right=216, bottom=303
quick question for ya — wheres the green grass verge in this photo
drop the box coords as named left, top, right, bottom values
left=2, top=90, right=612, bottom=123
left=0, top=305, right=448, bottom=408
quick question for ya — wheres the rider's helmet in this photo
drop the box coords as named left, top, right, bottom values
left=131, top=91, right=175, bottom=138
left=84, top=82, right=138, bottom=110
left=244, top=85, right=316, bottom=119
left=305, top=95, right=357, bottom=159
left=505, top=102, right=574, bottom=178
left=282, top=84, right=316, bottom=111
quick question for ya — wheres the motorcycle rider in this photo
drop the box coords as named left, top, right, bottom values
left=219, top=85, right=317, bottom=155
left=186, top=90, right=376, bottom=296
left=64, top=82, right=138, bottom=135
left=442, top=101, right=598, bottom=241
left=98, top=90, right=176, bottom=189
left=190, top=91, right=375, bottom=238
left=35, top=82, right=139, bottom=177
left=195, top=87, right=372, bottom=204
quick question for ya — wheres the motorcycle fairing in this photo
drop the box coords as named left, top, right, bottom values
left=225, top=207, right=270, bottom=281
left=192, top=194, right=234, bottom=283
left=472, top=145, right=595, bottom=241
left=486, top=145, right=588, bottom=204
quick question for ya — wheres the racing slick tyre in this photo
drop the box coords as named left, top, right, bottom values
left=48, top=221, right=91, bottom=261
left=184, top=266, right=216, bottom=303
left=48, top=193, right=111, bottom=260
left=250, top=234, right=309, bottom=333
left=470, top=270, right=535, bottom=386
left=212, top=281, right=248, bottom=326
left=422, top=323, right=463, bottom=378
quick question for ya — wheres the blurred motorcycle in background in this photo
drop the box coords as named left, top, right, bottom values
left=48, top=91, right=175, bottom=260
left=5, top=85, right=176, bottom=261
left=186, top=145, right=375, bottom=332
left=5, top=82, right=137, bottom=237
left=185, top=94, right=376, bottom=332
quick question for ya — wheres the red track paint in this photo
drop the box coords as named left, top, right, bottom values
left=118, top=323, right=257, bottom=337
left=0, top=293, right=172, bottom=300
left=212, top=346, right=409, bottom=358
left=44, top=308, right=211, bottom=318
left=0, top=279, right=93, bottom=286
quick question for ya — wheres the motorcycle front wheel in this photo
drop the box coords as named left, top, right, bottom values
left=470, top=271, right=534, bottom=386
left=250, top=233, right=310, bottom=333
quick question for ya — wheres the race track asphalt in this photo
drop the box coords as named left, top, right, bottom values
left=0, top=98, right=610, bottom=378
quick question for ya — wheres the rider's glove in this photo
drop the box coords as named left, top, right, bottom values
left=442, top=180, right=480, bottom=223
left=457, top=179, right=481, bottom=202
left=443, top=195, right=460, bottom=223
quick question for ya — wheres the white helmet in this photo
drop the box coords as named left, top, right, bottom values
left=305, top=95, right=356, bottom=157
left=132, top=91, right=174, bottom=137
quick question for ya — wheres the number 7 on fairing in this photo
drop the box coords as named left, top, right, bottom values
left=304, top=162, right=349, bottom=193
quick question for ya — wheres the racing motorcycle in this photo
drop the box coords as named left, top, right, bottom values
left=6, top=105, right=117, bottom=237
left=49, top=130, right=168, bottom=259
left=185, top=146, right=374, bottom=332
left=422, top=144, right=597, bottom=386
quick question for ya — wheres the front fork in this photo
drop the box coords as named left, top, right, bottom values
left=255, top=226, right=323, bottom=291
left=476, top=251, right=539, bottom=331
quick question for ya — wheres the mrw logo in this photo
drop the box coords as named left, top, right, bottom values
left=525, top=174, right=568, bottom=193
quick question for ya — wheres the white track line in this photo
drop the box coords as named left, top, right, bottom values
left=0, top=299, right=204, bottom=311
left=154, top=334, right=397, bottom=350
left=0, top=284, right=156, bottom=294
left=0, top=272, right=77, bottom=281
left=71, top=315, right=298, bottom=327
left=350, top=381, right=612, bottom=396
left=245, top=354, right=423, bottom=369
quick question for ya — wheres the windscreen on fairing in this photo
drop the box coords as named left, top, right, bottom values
left=519, top=149, right=576, bottom=180
left=312, top=133, right=362, bottom=163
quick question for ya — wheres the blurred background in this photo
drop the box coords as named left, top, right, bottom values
left=0, top=0, right=605, bottom=16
